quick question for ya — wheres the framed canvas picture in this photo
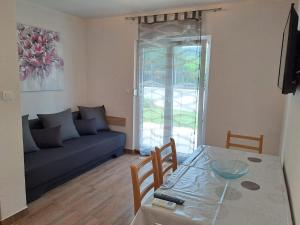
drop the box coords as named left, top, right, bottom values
left=17, top=23, right=64, bottom=92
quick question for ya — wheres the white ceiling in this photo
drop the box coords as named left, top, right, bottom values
left=24, top=0, right=243, bottom=18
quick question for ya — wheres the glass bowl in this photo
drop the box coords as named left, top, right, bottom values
left=210, top=160, right=249, bottom=180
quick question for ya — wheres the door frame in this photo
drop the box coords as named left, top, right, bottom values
left=132, top=35, right=211, bottom=152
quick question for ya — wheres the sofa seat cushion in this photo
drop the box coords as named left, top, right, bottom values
left=24, top=131, right=125, bottom=189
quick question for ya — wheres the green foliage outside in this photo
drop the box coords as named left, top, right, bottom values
left=143, top=98, right=197, bottom=129
left=143, top=46, right=202, bottom=88
left=141, top=45, right=201, bottom=129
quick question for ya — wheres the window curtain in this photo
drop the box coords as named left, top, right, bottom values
left=135, top=12, right=205, bottom=158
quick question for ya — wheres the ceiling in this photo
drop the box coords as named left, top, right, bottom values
left=24, top=0, right=243, bottom=18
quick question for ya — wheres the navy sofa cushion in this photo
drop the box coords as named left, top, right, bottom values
left=78, top=106, right=109, bottom=131
left=37, top=109, right=80, bottom=141
left=24, top=131, right=125, bottom=189
left=31, top=126, right=63, bottom=148
left=74, top=118, right=98, bottom=135
left=22, top=115, right=40, bottom=153
left=29, top=111, right=81, bottom=129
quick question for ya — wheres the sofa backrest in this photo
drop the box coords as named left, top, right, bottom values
left=29, top=111, right=81, bottom=129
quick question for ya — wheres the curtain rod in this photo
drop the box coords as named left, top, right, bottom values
left=125, top=7, right=222, bottom=20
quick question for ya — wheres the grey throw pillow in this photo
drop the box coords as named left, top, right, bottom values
left=37, top=109, right=80, bottom=141
left=78, top=106, right=109, bottom=131
left=75, top=118, right=98, bottom=135
left=22, top=115, right=40, bottom=153
left=31, top=126, right=63, bottom=148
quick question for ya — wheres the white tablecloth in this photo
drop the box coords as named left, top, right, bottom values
left=130, top=145, right=292, bottom=225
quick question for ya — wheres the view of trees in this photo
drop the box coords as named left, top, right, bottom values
left=141, top=44, right=201, bottom=128
left=142, top=45, right=202, bottom=89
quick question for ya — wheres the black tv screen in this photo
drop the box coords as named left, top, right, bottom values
left=278, top=3, right=299, bottom=94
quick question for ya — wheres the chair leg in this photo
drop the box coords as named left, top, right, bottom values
left=226, top=130, right=231, bottom=148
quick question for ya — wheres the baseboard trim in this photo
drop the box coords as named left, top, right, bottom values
left=124, top=149, right=140, bottom=155
left=1, top=208, right=28, bottom=225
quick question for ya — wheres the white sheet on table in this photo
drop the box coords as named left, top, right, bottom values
left=130, top=146, right=293, bottom=225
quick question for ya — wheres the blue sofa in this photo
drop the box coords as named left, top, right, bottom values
left=24, top=112, right=126, bottom=202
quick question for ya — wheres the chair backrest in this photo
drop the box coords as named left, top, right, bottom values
left=130, top=151, right=159, bottom=214
left=226, top=130, right=264, bottom=154
left=155, top=138, right=177, bottom=185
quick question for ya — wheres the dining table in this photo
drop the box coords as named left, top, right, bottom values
left=130, top=145, right=293, bottom=225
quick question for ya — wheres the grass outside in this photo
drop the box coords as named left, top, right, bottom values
left=143, top=99, right=197, bottom=128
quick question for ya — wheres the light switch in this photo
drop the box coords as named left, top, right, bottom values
left=1, top=90, right=15, bottom=102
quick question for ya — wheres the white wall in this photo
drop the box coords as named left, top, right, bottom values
left=0, top=0, right=89, bottom=220
left=87, top=17, right=137, bottom=149
left=204, top=0, right=289, bottom=155
left=86, top=0, right=290, bottom=153
left=16, top=0, right=88, bottom=117
left=280, top=1, right=300, bottom=224
left=0, top=0, right=27, bottom=220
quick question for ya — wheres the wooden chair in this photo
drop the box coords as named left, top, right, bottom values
left=226, top=130, right=264, bottom=154
left=155, top=138, right=177, bottom=185
left=130, top=151, right=160, bottom=214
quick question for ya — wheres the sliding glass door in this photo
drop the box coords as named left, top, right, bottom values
left=135, top=37, right=211, bottom=157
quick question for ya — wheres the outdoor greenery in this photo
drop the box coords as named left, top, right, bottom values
left=143, top=98, right=197, bottom=129
left=141, top=44, right=201, bottom=129
left=142, top=46, right=202, bottom=88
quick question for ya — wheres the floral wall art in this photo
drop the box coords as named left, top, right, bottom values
left=17, top=23, right=64, bottom=92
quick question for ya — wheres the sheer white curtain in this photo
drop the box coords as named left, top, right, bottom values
left=135, top=12, right=209, bottom=158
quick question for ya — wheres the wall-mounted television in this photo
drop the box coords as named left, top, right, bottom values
left=278, top=3, right=300, bottom=94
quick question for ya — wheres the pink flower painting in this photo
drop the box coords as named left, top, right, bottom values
left=17, top=24, right=64, bottom=91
